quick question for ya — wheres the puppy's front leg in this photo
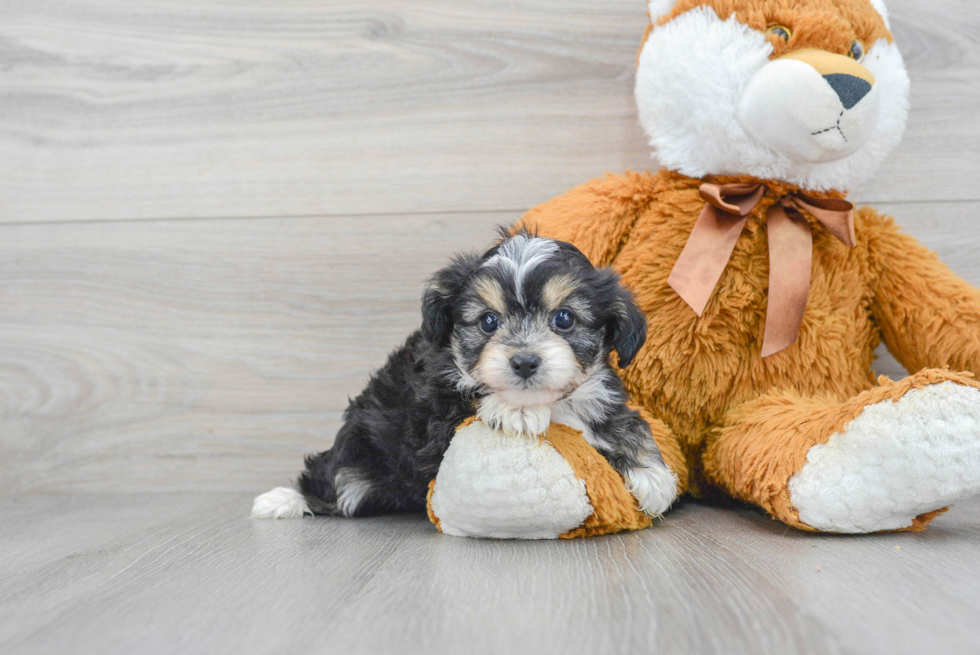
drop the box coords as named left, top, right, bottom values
left=596, top=410, right=677, bottom=518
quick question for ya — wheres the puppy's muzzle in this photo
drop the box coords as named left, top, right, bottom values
left=509, top=353, right=541, bottom=380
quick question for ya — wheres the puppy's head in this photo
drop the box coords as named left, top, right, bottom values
left=422, top=231, right=646, bottom=408
left=637, top=0, right=907, bottom=191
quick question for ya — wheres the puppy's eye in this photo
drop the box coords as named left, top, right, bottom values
left=848, top=40, right=865, bottom=61
left=764, top=25, right=792, bottom=41
left=479, top=313, right=499, bottom=334
left=551, top=309, right=575, bottom=331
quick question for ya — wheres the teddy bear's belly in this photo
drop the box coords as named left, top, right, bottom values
left=616, top=231, right=877, bottom=435
left=429, top=421, right=593, bottom=539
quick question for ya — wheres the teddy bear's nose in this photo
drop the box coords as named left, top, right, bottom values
left=510, top=353, right=541, bottom=380
left=823, top=73, right=872, bottom=110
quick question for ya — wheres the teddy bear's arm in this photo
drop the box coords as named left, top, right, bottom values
left=516, top=172, right=659, bottom=267
left=864, top=207, right=980, bottom=376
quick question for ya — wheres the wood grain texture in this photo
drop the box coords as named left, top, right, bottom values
left=0, top=211, right=510, bottom=493
left=0, top=202, right=976, bottom=493
left=1, top=0, right=979, bottom=224
left=2, top=3, right=979, bottom=652
left=2, top=493, right=980, bottom=655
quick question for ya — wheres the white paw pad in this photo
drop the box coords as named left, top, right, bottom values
left=251, top=487, right=312, bottom=519
left=789, top=382, right=980, bottom=533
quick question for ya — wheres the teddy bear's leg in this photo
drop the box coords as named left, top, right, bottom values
left=703, top=369, right=980, bottom=533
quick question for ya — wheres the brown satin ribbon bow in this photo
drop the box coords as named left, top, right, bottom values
left=667, top=182, right=855, bottom=358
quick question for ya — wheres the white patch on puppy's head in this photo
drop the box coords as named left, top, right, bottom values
left=635, top=4, right=908, bottom=192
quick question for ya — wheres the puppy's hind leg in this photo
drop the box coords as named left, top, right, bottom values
left=295, top=447, right=348, bottom=516
left=294, top=431, right=389, bottom=517
left=251, top=486, right=313, bottom=519
left=254, top=332, right=430, bottom=519
left=251, top=448, right=365, bottom=519
left=251, top=443, right=346, bottom=519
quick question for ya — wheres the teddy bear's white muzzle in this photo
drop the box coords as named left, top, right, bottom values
left=736, top=57, right=880, bottom=164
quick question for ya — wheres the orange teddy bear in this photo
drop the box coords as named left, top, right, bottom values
left=519, top=0, right=980, bottom=533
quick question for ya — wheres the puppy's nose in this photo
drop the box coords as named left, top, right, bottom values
left=823, top=73, right=872, bottom=110
left=510, top=353, right=541, bottom=380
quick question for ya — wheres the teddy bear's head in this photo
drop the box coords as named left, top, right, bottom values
left=636, top=0, right=909, bottom=191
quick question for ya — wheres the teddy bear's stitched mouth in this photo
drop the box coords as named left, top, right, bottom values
left=811, top=109, right=847, bottom=142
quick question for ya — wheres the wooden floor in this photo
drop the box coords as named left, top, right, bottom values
left=3, top=0, right=980, bottom=653
left=1, top=494, right=979, bottom=655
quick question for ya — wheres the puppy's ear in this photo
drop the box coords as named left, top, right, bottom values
left=421, top=253, right=482, bottom=346
left=607, top=280, right=647, bottom=369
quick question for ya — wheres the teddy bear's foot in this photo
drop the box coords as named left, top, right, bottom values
left=788, top=381, right=980, bottom=533
left=704, top=368, right=980, bottom=533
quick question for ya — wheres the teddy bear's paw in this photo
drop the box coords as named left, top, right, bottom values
left=251, top=487, right=313, bottom=519
left=430, top=420, right=593, bottom=539
left=625, top=463, right=678, bottom=518
left=788, top=381, right=980, bottom=533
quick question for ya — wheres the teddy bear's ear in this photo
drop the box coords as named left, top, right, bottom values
left=648, top=0, right=678, bottom=21
left=421, top=252, right=482, bottom=346
left=869, top=0, right=891, bottom=27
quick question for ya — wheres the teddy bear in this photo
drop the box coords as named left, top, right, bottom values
left=516, top=0, right=980, bottom=533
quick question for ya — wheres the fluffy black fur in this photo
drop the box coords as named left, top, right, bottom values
left=297, top=230, right=664, bottom=516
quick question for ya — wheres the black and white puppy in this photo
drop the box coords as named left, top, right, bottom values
left=252, top=230, right=677, bottom=520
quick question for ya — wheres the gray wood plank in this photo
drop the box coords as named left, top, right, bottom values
left=1, top=0, right=978, bottom=224
left=2, top=493, right=979, bottom=655
left=0, top=211, right=511, bottom=493
left=0, top=202, right=976, bottom=492
left=689, top=500, right=980, bottom=655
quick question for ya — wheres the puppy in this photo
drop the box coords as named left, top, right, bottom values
left=252, top=230, right=677, bottom=520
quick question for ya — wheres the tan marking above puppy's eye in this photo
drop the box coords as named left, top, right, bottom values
left=541, top=275, right=579, bottom=311
left=473, top=277, right=506, bottom=314
left=765, top=25, right=792, bottom=42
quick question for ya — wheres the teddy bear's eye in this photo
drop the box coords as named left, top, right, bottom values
left=765, top=25, right=792, bottom=41
left=848, top=40, right=866, bottom=62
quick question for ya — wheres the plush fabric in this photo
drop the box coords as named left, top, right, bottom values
left=635, top=0, right=908, bottom=191
left=546, top=423, right=652, bottom=538
left=427, top=419, right=650, bottom=539
left=503, top=0, right=980, bottom=535
left=518, top=169, right=980, bottom=532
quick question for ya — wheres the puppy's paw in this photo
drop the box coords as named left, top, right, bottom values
left=625, top=464, right=678, bottom=518
left=251, top=487, right=312, bottom=519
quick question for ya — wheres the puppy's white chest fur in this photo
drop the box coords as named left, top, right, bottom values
left=429, top=420, right=593, bottom=539
left=476, top=394, right=553, bottom=437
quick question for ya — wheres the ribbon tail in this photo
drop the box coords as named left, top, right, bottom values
left=761, top=205, right=813, bottom=358
left=668, top=204, right=748, bottom=317
left=793, top=195, right=856, bottom=247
